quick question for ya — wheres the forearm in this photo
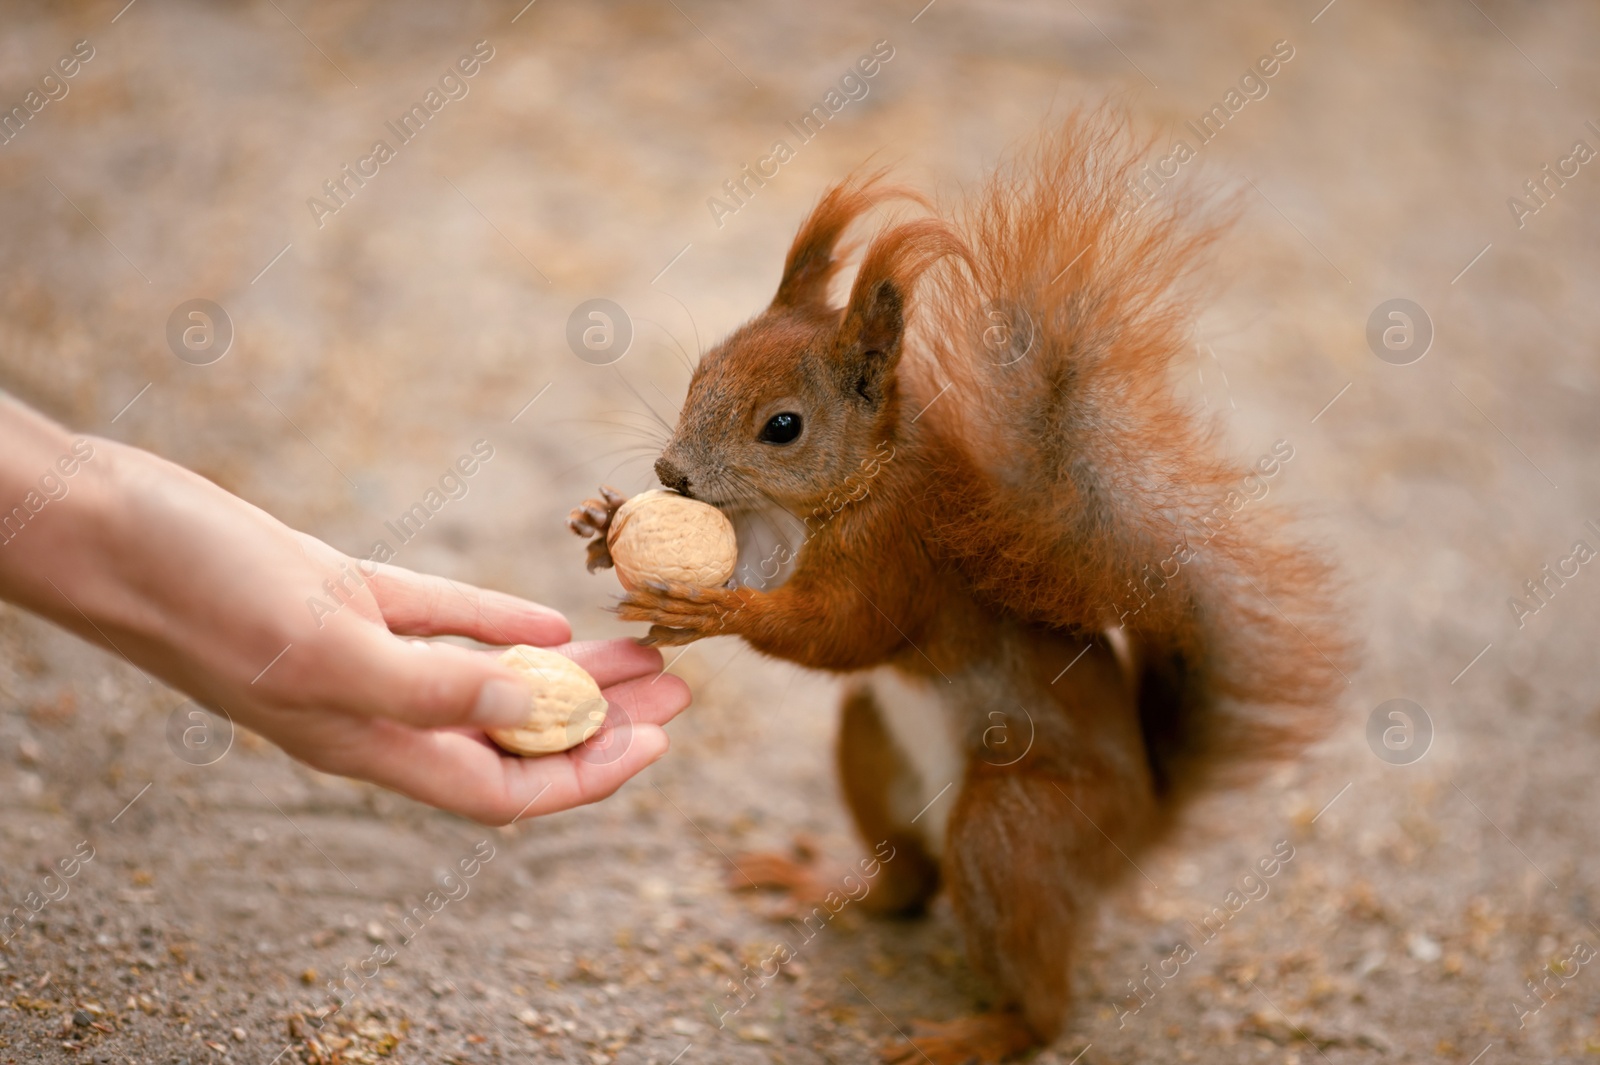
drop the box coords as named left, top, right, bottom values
left=735, top=577, right=912, bottom=672
left=0, top=398, right=302, bottom=688
left=0, top=396, right=112, bottom=626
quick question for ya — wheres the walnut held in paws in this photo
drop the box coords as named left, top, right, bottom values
left=485, top=646, right=608, bottom=756
left=606, top=489, right=738, bottom=592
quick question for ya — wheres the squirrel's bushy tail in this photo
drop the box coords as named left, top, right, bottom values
left=890, top=110, right=1350, bottom=801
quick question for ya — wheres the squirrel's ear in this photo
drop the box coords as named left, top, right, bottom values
left=836, top=276, right=905, bottom=408
left=835, top=219, right=967, bottom=408
left=772, top=173, right=921, bottom=311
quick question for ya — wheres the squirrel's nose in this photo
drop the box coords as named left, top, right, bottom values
left=654, top=456, right=691, bottom=496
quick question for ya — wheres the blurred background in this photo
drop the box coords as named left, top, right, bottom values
left=2, top=0, right=1598, bottom=1061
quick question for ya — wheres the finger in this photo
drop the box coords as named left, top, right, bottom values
left=345, top=636, right=670, bottom=732
left=505, top=723, right=671, bottom=820
left=545, top=638, right=665, bottom=689
left=347, top=635, right=541, bottom=730
left=365, top=564, right=571, bottom=646
left=327, top=720, right=671, bottom=825
left=599, top=671, right=692, bottom=728
left=599, top=485, right=625, bottom=507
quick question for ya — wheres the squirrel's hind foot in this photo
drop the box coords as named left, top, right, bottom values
left=880, top=1010, right=1038, bottom=1065
left=726, top=835, right=833, bottom=920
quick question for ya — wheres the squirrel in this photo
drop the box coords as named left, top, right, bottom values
left=569, top=111, right=1349, bottom=1063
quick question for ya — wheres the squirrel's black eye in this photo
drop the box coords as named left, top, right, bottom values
left=759, top=412, right=802, bottom=445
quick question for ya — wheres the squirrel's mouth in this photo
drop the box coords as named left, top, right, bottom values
left=676, top=485, right=733, bottom=513
left=724, top=501, right=808, bottom=592
left=700, top=497, right=764, bottom=518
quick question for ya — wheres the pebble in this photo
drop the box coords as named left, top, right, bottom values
left=1406, top=932, right=1442, bottom=963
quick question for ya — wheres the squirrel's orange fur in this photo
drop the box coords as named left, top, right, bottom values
left=574, top=110, right=1349, bottom=1062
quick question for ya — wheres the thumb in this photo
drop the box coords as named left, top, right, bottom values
left=350, top=632, right=539, bottom=731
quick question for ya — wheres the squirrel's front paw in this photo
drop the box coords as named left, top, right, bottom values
left=616, top=580, right=748, bottom=645
left=567, top=484, right=626, bottom=573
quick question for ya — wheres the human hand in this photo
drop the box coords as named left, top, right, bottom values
left=0, top=403, right=690, bottom=824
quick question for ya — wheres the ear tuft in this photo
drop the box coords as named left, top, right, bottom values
left=771, top=172, right=926, bottom=311
left=835, top=220, right=969, bottom=408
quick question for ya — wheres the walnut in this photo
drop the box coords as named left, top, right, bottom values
left=606, top=489, right=738, bottom=591
left=484, top=645, right=608, bottom=756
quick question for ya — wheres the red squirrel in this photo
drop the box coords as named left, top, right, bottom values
left=570, top=112, right=1348, bottom=1063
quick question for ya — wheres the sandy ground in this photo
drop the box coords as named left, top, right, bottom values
left=2, top=0, right=1599, bottom=1062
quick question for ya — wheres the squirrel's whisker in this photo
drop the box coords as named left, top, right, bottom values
left=637, top=318, right=698, bottom=380
left=607, top=365, right=677, bottom=436
left=650, top=286, right=705, bottom=368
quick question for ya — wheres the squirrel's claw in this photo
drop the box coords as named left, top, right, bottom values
left=584, top=538, right=614, bottom=573
left=616, top=579, right=745, bottom=641
left=638, top=625, right=700, bottom=647
left=571, top=484, right=626, bottom=570
left=879, top=1011, right=1037, bottom=1065
left=571, top=503, right=609, bottom=533
left=568, top=484, right=625, bottom=537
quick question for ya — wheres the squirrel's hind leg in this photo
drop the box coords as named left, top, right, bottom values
left=836, top=682, right=943, bottom=916
left=932, top=643, right=1158, bottom=1053
left=723, top=682, right=942, bottom=919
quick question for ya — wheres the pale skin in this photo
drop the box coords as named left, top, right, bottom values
left=0, top=397, right=691, bottom=825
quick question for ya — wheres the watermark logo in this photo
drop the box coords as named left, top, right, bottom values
left=166, top=298, right=233, bottom=365
left=1366, top=298, right=1432, bottom=366
left=980, top=705, right=1035, bottom=766
left=0, top=38, right=95, bottom=149
left=1507, top=121, right=1598, bottom=230
left=1118, top=38, right=1295, bottom=218
left=567, top=697, right=631, bottom=766
left=306, top=40, right=495, bottom=228
left=165, top=702, right=234, bottom=766
left=566, top=298, right=632, bottom=365
left=1366, top=698, right=1431, bottom=765
left=979, top=299, right=1036, bottom=367
left=1508, top=519, right=1599, bottom=629
left=705, top=40, right=895, bottom=228
left=1114, top=839, right=1296, bottom=1028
